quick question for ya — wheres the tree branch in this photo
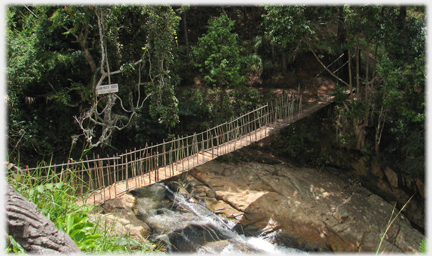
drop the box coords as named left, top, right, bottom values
left=77, top=21, right=96, bottom=75
left=304, top=38, right=350, bottom=87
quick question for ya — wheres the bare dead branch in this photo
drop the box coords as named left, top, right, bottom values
left=304, top=38, right=351, bottom=88
left=73, top=8, right=154, bottom=148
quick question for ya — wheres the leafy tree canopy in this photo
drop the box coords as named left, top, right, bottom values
left=192, top=12, right=248, bottom=89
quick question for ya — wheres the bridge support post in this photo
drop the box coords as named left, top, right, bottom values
left=211, top=135, right=214, bottom=158
left=114, top=153, right=118, bottom=196
left=125, top=153, right=129, bottom=192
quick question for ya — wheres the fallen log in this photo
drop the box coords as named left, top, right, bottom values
left=6, top=184, right=82, bottom=254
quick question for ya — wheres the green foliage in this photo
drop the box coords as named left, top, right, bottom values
left=177, top=88, right=212, bottom=133
left=145, top=5, right=181, bottom=128
left=190, top=11, right=266, bottom=124
left=345, top=100, right=368, bottom=121
left=7, top=5, right=426, bottom=187
left=7, top=167, right=95, bottom=251
left=263, top=5, right=425, bottom=182
left=384, top=119, right=424, bottom=181
left=7, top=5, right=184, bottom=163
left=332, top=84, right=349, bottom=103
left=264, top=5, right=314, bottom=48
left=6, top=166, right=160, bottom=253
left=6, top=235, right=26, bottom=253
left=419, top=238, right=427, bottom=254
left=192, top=12, right=248, bottom=89
left=374, top=11, right=425, bottom=180
left=56, top=214, right=102, bottom=250
left=7, top=167, right=91, bottom=223
left=274, top=115, right=330, bottom=167
left=229, top=87, right=263, bottom=115
left=7, top=6, right=87, bottom=163
left=279, top=123, right=316, bottom=161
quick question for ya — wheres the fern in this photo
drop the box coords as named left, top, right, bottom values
left=419, top=238, right=427, bottom=254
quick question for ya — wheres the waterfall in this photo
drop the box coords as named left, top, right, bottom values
left=132, top=182, right=305, bottom=254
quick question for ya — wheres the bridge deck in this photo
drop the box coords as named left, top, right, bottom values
left=81, top=98, right=333, bottom=206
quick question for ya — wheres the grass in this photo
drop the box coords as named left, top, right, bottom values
left=5, top=163, right=163, bottom=254
left=375, top=194, right=415, bottom=254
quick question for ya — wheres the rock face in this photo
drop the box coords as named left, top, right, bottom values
left=188, top=161, right=424, bottom=253
left=87, top=193, right=152, bottom=242
left=351, top=157, right=425, bottom=232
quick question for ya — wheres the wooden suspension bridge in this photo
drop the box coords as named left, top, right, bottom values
left=12, top=92, right=337, bottom=206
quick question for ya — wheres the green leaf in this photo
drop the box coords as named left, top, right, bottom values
left=65, top=214, right=75, bottom=234
left=419, top=238, right=427, bottom=254
left=113, top=237, right=137, bottom=246
left=84, top=234, right=102, bottom=240
left=36, top=185, right=45, bottom=193
left=55, top=182, right=63, bottom=189
left=70, top=229, right=86, bottom=240
left=45, top=183, right=54, bottom=190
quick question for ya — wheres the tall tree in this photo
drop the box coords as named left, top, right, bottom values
left=7, top=5, right=181, bottom=162
left=263, top=5, right=425, bottom=179
left=144, top=5, right=181, bottom=129
left=7, top=6, right=89, bottom=163
left=192, top=12, right=248, bottom=89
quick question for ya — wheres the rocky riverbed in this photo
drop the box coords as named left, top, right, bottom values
left=185, top=160, right=424, bottom=252
left=88, top=155, right=424, bottom=253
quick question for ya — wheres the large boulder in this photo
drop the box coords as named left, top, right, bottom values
left=188, top=161, right=424, bottom=253
left=87, top=193, right=152, bottom=242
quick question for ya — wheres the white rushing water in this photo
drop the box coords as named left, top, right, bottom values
left=241, top=235, right=306, bottom=254
left=133, top=182, right=307, bottom=254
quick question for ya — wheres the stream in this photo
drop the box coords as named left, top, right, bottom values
left=131, top=182, right=305, bottom=254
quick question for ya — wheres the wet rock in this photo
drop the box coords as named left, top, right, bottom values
left=207, top=200, right=244, bottom=221
left=162, top=223, right=232, bottom=253
left=205, top=187, right=217, bottom=198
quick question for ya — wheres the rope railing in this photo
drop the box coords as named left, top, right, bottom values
left=11, top=90, right=321, bottom=205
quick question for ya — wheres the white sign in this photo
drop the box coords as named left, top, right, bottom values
left=96, top=84, right=119, bottom=95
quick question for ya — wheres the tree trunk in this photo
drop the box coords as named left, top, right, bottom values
left=397, top=6, right=407, bottom=30
left=77, top=20, right=97, bottom=93
left=375, top=105, right=387, bottom=158
left=6, top=184, right=82, bottom=254
left=365, top=37, right=370, bottom=101
left=348, top=48, right=353, bottom=100
left=78, top=22, right=96, bottom=75
left=282, top=52, right=287, bottom=73
left=337, top=6, right=349, bottom=84
left=271, top=43, right=275, bottom=64
left=356, top=34, right=360, bottom=100
left=355, top=110, right=369, bottom=150
left=183, top=11, right=190, bottom=59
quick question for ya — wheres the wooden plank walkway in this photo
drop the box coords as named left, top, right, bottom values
left=81, top=96, right=334, bottom=206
